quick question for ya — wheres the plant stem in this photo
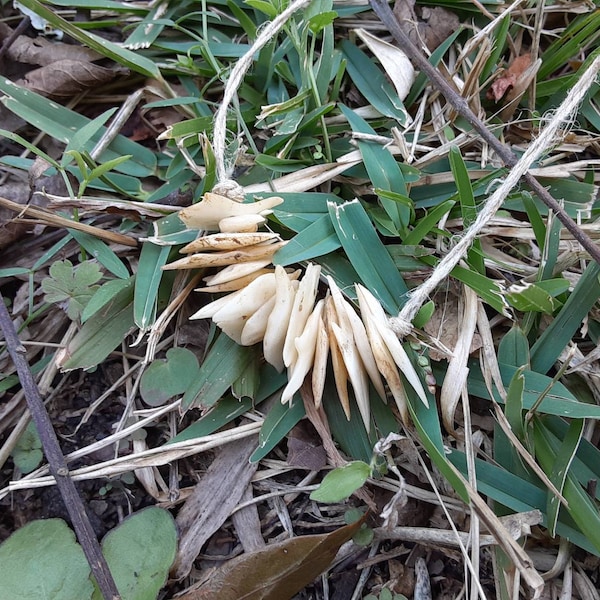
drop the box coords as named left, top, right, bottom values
left=0, top=295, right=121, bottom=600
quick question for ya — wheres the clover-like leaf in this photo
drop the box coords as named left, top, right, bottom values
left=140, top=347, right=200, bottom=406
left=41, top=259, right=103, bottom=321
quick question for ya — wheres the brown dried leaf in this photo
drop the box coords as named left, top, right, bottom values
left=487, top=54, right=532, bottom=102
left=173, top=436, right=259, bottom=580
left=177, top=516, right=365, bottom=600
left=286, top=421, right=327, bottom=470
left=0, top=22, right=101, bottom=66
left=163, top=241, right=287, bottom=270
left=392, top=0, right=460, bottom=51
left=18, top=60, right=129, bottom=99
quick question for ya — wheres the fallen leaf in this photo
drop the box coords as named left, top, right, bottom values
left=176, top=516, right=365, bottom=600
left=173, top=436, right=259, bottom=579
left=0, top=22, right=101, bottom=66
left=355, top=28, right=414, bottom=101
left=286, top=420, right=327, bottom=470
left=487, top=54, right=532, bottom=102
left=393, top=0, right=460, bottom=51
left=18, top=59, right=129, bottom=100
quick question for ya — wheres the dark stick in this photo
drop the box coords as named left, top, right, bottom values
left=0, top=17, right=31, bottom=65
left=0, top=295, right=121, bottom=600
left=369, top=0, right=600, bottom=266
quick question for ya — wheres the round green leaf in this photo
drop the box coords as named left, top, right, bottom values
left=140, top=347, right=199, bottom=406
left=0, top=518, right=93, bottom=600
left=12, top=447, right=43, bottom=474
left=94, top=507, right=177, bottom=600
left=310, top=461, right=371, bottom=503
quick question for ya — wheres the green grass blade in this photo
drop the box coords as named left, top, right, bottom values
left=536, top=417, right=584, bottom=537
left=273, top=215, right=340, bottom=266
left=534, top=422, right=600, bottom=553
left=182, top=333, right=255, bottom=409
left=480, top=14, right=510, bottom=83
left=0, top=78, right=156, bottom=177
left=405, top=28, right=462, bottom=107
left=69, top=229, right=130, bottom=279
left=448, top=450, right=600, bottom=555
left=407, top=384, right=468, bottom=503
left=504, top=366, right=526, bottom=442
left=322, top=378, right=374, bottom=463
left=457, top=359, right=600, bottom=419
left=0, top=129, right=60, bottom=168
left=169, top=366, right=288, bottom=444
left=531, top=262, right=600, bottom=374
left=327, top=199, right=408, bottom=313
left=403, top=199, right=455, bottom=246
left=59, top=282, right=135, bottom=370
left=539, top=11, right=600, bottom=80
left=449, top=146, right=484, bottom=273
left=498, top=326, right=530, bottom=369
left=133, top=242, right=171, bottom=330
left=250, top=394, right=305, bottom=462
left=339, top=104, right=410, bottom=232
left=340, top=41, right=409, bottom=123
left=272, top=192, right=341, bottom=231
left=542, top=415, right=600, bottom=497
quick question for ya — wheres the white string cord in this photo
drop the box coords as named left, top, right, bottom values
left=389, top=54, right=600, bottom=337
left=212, top=0, right=312, bottom=196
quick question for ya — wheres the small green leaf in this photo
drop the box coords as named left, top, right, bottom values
left=41, top=259, right=102, bottom=321
left=412, top=301, right=435, bottom=329
left=140, top=348, right=200, bottom=406
left=59, top=281, right=135, bottom=371
left=0, top=519, right=93, bottom=600
left=308, top=10, right=337, bottom=33
left=310, top=461, right=371, bottom=503
left=12, top=422, right=43, bottom=474
left=92, top=507, right=177, bottom=600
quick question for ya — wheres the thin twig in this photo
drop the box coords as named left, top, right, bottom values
left=369, top=0, right=600, bottom=268
left=0, top=294, right=121, bottom=600
left=370, top=0, right=600, bottom=264
left=0, top=17, right=31, bottom=65
left=370, top=0, right=600, bottom=333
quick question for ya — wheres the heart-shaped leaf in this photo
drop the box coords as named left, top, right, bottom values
left=0, top=518, right=93, bottom=600
left=92, top=507, right=177, bottom=600
left=140, top=347, right=199, bottom=406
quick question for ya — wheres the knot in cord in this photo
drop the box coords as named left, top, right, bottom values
left=212, top=179, right=245, bottom=202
